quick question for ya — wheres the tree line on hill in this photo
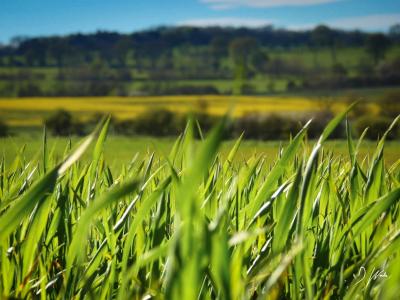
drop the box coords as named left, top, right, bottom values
left=0, top=25, right=400, bottom=96
left=2, top=25, right=399, bottom=68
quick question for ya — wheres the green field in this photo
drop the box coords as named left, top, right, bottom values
left=0, top=113, right=399, bottom=299
left=1, top=132, right=399, bottom=170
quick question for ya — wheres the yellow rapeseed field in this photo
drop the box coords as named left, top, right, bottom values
left=0, top=95, right=376, bottom=126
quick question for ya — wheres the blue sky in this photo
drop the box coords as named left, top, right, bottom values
left=0, top=0, right=399, bottom=43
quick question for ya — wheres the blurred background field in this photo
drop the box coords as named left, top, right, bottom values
left=1, top=9, right=400, bottom=162
left=0, top=92, right=389, bottom=127
left=1, top=133, right=399, bottom=170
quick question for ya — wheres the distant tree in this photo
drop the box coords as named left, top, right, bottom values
left=45, top=110, right=84, bottom=136
left=229, top=37, right=258, bottom=76
left=355, top=115, right=398, bottom=140
left=114, top=37, right=134, bottom=67
left=378, top=91, right=400, bottom=118
left=133, top=109, right=181, bottom=136
left=389, top=24, right=400, bottom=42
left=0, top=82, right=15, bottom=97
left=366, top=33, right=391, bottom=64
left=267, top=80, right=275, bottom=93
left=0, top=119, right=8, bottom=137
left=156, top=52, right=173, bottom=71
left=19, top=39, right=47, bottom=66
left=267, top=58, right=285, bottom=77
left=229, top=37, right=258, bottom=94
left=17, top=83, right=43, bottom=97
left=9, top=36, right=29, bottom=48
left=331, top=63, right=347, bottom=79
left=89, top=57, right=111, bottom=80
left=48, top=38, right=70, bottom=67
left=376, top=56, right=400, bottom=78
left=312, top=25, right=337, bottom=64
left=249, top=50, right=269, bottom=74
left=115, top=67, right=132, bottom=81
left=308, top=109, right=345, bottom=139
left=286, top=79, right=297, bottom=91
left=233, top=113, right=300, bottom=140
left=210, top=36, right=228, bottom=70
left=356, top=58, right=374, bottom=76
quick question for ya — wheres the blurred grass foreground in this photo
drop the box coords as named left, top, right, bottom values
left=0, top=110, right=400, bottom=298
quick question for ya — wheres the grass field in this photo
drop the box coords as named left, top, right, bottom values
left=0, top=93, right=383, bottom=127
left=0, top=112, right=399, bottom=299
left=1, top=132, right=399, bottom=170
left=267, top=45, right=400, bottom=69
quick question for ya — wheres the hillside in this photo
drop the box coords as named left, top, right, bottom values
left=0, top=25, right=399, bottom=97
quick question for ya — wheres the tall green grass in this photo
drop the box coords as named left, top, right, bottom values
left=0, top=110, right=399, bottom=299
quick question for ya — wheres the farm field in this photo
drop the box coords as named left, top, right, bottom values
left=0, top=113, right=399, bottom=299
left=0, top=93, right=383, bottom=127
left=1, top=132, right=399, bottom=170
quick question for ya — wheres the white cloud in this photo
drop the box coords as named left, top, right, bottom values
left=201, top=0, right=342, bottom=10
left=326, top=14, right=400, bottom=30
left=177, top=17, right=274, bottom=28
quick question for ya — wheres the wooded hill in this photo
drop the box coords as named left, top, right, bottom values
left=0, top=25, right=399, bottom=96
